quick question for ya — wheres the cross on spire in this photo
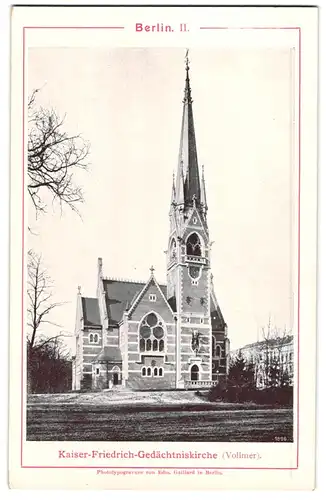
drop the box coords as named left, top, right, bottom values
left=183, top=48, right=192, bottom=104
left=185, top=48, right=190, bottom=71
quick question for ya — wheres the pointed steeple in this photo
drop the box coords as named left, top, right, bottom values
left=200, top=165, right=208, bottom=210
left=175, top=50, right=201, bottom=208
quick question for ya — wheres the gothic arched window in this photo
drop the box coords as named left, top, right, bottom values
left=89, top=333, right=99, bottom=344
left=186, top=233, right=202, bottom=256
left=191, top=364, right=199, bottom=381
left=212, top=337, right=222, bottom=358
left=140, top=338, right=145, bottom=352
left=139, top=313, right=165, bottom=353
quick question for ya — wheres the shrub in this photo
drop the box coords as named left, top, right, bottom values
left=208, top=384, right=293, bottom=406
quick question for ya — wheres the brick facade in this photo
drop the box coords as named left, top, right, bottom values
left=72, top=57, right=229, bottom=392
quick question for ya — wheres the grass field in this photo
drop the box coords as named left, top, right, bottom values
left=27, top=392, right=293, bottom=442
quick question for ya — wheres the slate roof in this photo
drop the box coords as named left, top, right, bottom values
left=176, top=64, right=201, bottom=207
left=81, top=297, right=101, bottom=327
left=210, top=293, right=226, bottom=332
left=103, top=278, right=168, bottom=325
left=93, top=346, right=122, bottom=363
left=81, top=281, right=224, bottom=329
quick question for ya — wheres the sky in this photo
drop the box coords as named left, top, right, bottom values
left=28, top=47, right=295, bottom=351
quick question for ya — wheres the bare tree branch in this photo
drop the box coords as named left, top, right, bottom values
left=261, top=318, right=292, bottom=388
left=32, top=333, right=72, bottom=351
left=28, top=89, right=90, bottom=217
left=27, top=249, right=65, bottom=348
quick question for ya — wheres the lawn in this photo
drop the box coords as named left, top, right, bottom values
left=27, top=393, right=293, bottom=442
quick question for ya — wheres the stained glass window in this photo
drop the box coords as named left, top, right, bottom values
left=139, top=313, right=165, bottom=353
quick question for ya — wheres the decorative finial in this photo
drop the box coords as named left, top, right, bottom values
left=77, top=285, right=81, bottom=295
left=150, top=265, right=155, bottom=275
left=183, top=49, right=192, bottom=103
left=202, top=165, right=205, bottom=177
left=192, top=193, right=197, bottom=207
left=185, top=48, right=190, bottom=71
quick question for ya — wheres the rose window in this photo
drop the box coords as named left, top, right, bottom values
left=139, top=313, right=165, bottom=353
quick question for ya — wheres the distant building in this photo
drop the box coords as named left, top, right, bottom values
left=71, top=56, right=229, bottom=392
left=230, top=335, right=294, bottom=388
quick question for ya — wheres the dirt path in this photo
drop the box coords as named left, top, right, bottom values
left=27, top=390, right=212, bottom=406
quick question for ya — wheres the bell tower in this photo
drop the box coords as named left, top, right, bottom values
left=167, top=52, right=213, bottom=388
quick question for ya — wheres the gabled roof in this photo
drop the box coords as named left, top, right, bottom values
left=93, top=346, right=122, bottom=363
left=181, top=204, right=209, bottom=241
left=103, top=278, right=168, bottom=325
left=81, top=297, right=101, bottom=327
left=127, top=274, right=173, bottom=317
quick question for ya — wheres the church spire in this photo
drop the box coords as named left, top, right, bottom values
left=175, top=50, right=201, bottom=208
left=170, top=173, right=176, bottom=205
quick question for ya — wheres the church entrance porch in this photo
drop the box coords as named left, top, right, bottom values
left=92, top=359, right=122, bottom=391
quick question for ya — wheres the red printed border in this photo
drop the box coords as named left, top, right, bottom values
left=21, top=25, right=301, bottom=471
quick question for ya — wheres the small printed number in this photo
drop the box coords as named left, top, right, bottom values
left=275, top=436, right=287, bottom=442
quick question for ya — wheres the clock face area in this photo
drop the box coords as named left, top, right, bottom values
left=189, top=265, right=200, bottom=280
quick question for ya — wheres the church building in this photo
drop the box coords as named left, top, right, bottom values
left=72, top=56, right=230, bottom=391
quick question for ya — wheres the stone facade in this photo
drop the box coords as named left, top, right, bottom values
left=72, top=57, right=229, bottom=391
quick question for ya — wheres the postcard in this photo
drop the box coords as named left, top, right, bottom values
left=9, top=4, right=317, bottom=490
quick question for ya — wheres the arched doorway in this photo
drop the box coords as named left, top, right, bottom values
left=191, top=364, right=199, bottom=381
left=112, top=366, right=120, bottom=386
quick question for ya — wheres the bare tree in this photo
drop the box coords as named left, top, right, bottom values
left=261, top=319, right=292, bottom=388
left=27, top=249, right=73, bottom=393
left=28, top=89, right=90, bottom=216
left=27, top=249, right=65, bottom=348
